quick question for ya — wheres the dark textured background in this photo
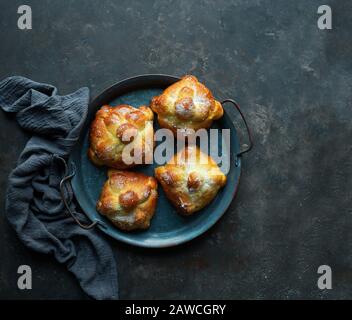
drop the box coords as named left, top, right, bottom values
left=0, top=0, right=351, bottom=299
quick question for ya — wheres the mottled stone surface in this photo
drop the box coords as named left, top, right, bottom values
left=0, top=0, right=352, bottom=299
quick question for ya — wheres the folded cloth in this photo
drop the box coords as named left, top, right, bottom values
left=0, top=76, right=118, bottom=300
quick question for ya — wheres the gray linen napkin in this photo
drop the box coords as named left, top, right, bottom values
left=0, top=76, right=118, bottom=300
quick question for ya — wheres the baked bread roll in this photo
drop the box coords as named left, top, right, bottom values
left=97, top=170, right=158, bottom=231
left=88, top=104, right=154, bottom=169
left=150, top=75, right=223, bottom=135
left=155, top=146, right=226, bottom=215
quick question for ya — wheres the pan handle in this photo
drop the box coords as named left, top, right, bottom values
left=221, top=99, right=253, bottom=164
left=57, top=156, right=98, bottom=230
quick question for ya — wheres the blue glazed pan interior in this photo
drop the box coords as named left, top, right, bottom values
left=70, top=76, right=241, bottom=248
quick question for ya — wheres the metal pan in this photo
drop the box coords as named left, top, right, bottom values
left=62, top=74, right=253, bottom=248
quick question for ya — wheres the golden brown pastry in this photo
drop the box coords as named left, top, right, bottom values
left=97, top=170, right=158, bottom=231
left=150, top=75, right=223, bottom=135
left=155, top=146, right=226, bottom=215
left=88, top=104, right=154, bottom=169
